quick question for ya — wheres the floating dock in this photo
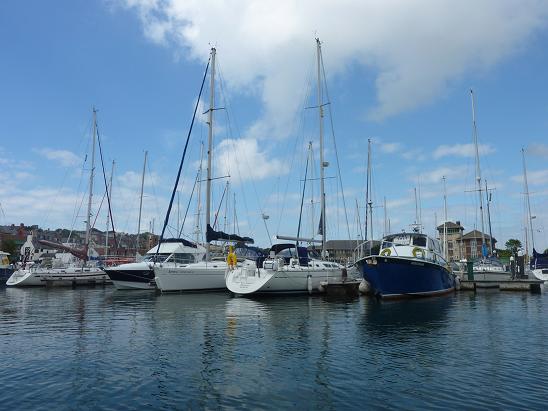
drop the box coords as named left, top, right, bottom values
left=460, top=279, right=544, bottom=293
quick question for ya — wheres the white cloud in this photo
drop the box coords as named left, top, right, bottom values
left=433, top=143, right=495, bottom=159
left=511, top=169, right=548, bottom=186
left=417, top=165, right=469, bottom=184
left=215, top=138, right=286, bottom=182
left=116, top=0, right=548, bottom=134
left=35, top=148, right=81, bottom=166
left=528, top=143, right=548, bottom=158
left=378, top=142, right=402, bottom=154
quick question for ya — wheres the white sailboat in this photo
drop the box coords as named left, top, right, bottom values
left=225, top=39, right=347, bottom=295
left=468, top=90, right=511, bottom=280
left=7, top=108, right=108, bottom=287
left=154, top=47, right=257, bottom=292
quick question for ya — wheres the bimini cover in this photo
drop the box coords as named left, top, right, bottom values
left=206, top=224, right=254, bottom=244
left=532, top=248, right=548, bottom=269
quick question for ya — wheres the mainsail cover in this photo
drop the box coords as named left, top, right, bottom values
left=206, top=224, right=254, bottom=244
left=532, top=248, right=548, bottom=269
left=37, top=239, right=88, bottom=261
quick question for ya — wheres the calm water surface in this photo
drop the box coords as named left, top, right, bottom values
left=1, top=286, right=547, bottom=410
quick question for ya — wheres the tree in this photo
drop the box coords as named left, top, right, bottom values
left=544, top=248, right=548, bottom=255
left=0, top=239, right=18, bottom=262
left=505, top=239, right=522, bottom=251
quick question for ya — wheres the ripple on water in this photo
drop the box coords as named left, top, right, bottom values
left=1, top=288, right=548, bottom=410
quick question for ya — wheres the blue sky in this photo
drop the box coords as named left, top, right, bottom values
left=1, top=0, right=548, bottom=252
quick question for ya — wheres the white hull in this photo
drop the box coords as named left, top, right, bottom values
left=226, top=264, right=344, bottom=295
left=6, top=267, right=108, bottom=287
left=532, top=269, right=548, bottom=281
left=154, top=261, right=232, bottom=292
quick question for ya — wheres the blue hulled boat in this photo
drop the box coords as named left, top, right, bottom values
left=355, top=232, right=455, bottom=298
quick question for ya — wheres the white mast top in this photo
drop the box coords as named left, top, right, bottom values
left=522, top=148, right=535, bottom=253
left=316, top=38, right=327, bottom=258
left=85, top=107, right=97, bottom=261
left=206, top=47, right=216, bottom=261
left=470, top=89, right=487, bottom=256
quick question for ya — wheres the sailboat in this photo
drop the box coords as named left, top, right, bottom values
left=522, top=148, right=547, bottom=281
left=225, top=39, right=347, bottom=296
left=468, top=90, right=511, bottom=280
left=6, top=108, right=109, bottom=287
left=154, top=47, right=257, bottom=292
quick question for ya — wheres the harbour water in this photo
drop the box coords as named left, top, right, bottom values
left=1, top=287, right=547, bottom=410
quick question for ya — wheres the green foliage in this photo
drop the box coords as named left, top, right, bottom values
left=544, top=248, right=548, bottom=255
left=496, top=248, right=511, bottom=258
left=505, top=239, right=522, bottom=250
left=0, top=239, right=18, bottom=262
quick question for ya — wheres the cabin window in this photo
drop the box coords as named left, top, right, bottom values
left=412, top=236, right=427, bottom=247
left=143, top=253, right=171, bottom=263
left=169, top=253, right=195, bottom=264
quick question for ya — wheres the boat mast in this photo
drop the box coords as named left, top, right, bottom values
left=206, top=47, right=216, bottom=261
left=105, top=160, right=115, bottom=256
left=195, top=142, right=204, bottom=244
left=316, top=38, right=327, bottom=258
left=522, top=148, right=535, bottom=254
left=365, top=138, right=372, bottom=241
left=484, top=179, right=494, bottom=255
left=383, top=196, right=387, bottom=237
left=470, top=89, right=487, bottom=258
left=85, top=107, right=97, bottom=263
left=136, top=150, right=147, bottom=254
left=443, top=176, right=448, bottom=261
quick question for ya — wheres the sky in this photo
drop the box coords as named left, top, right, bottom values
left=1, top=0, right=548, bottom=253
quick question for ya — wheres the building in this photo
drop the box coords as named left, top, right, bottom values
left=436, top=221, right=465, bottom=261
left=459, top=229, right=496, bottom=260
left=323, top=240, right=363, bottom=264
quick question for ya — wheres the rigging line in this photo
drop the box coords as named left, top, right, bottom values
left=212, top=182, right=228, bottom=229
left=91, top=189, right=107, bottom=232
left=276, top=62, right=315, bottom=235
left=216, top=63, right=258, bottom=237
left=296, top=143, right=311, bottom=243
left=96, top=121, right=118, bottom=255
left=320, top=47, right=351, bottom=241
left=178, top=170, right=199, bottom=238
left=154, top=55, right=210, bottom=259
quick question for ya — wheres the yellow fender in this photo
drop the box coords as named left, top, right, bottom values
left=226, top=245, right=237, bottom=268
left=412, top=247, right=425, bottom=259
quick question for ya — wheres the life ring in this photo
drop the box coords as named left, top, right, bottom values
left=412, top=247, right=425, bottom=259
left=380, top=248, right=391, bottom=257
left=226, top=252, right=237, bottom=268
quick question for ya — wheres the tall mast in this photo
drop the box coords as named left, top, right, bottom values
left=383, top=196, right=387, bottom=237
left=195, top=142, right=204, bottom=244
left=443, top=176, right=448, bottom=261
left=105, top=160, right=115, bottom=256
left=85, top=107, right=97, bottom=261
left=522, top=148, right=535, bottom=253
left=470, top=89, right=487, bottom=257
left=316, top=38, right=327, bottom=258
left=136, top=150, right=147, bottom=253
left=206, top=47, right=216, bottom=261
left=485, top=179, right=494, bottom=255
left=365, top=138, right=372, bottom=241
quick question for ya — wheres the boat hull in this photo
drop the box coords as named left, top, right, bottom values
left=226, top=265, right=345, bottom=295
left=6, top=267, right=109, bottom=287
left=1, top=267, right=15, bottom=287
left=154, top=262, right=228, bottom=292
left=356, top=256, right=455, bottom=299
left=104, top=267, right=155, bottom=290
left=532, top=268, right=548, bottom=281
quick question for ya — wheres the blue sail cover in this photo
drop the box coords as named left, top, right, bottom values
left=206, top=224, right=254, bottom=244
left=532, top=248, right=548, bottom=269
